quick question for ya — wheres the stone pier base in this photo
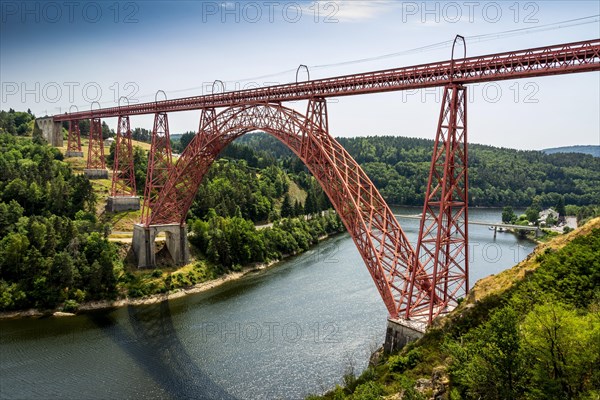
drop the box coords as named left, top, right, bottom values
left=83, top=169, right=109, bottom=179
left=132, top=223, right=190, bottom=268
left=383, top=318, right=425, bottom=354
left=106, top=196, right=140, bottom=212
left=65, top=151, right=84, bottom=158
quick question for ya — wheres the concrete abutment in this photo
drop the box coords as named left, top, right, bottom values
left=132, top=223, right=190, bottom=268
left=383, top=318, right=425, bottom=354
left=65, top=151, right=84, bottom=158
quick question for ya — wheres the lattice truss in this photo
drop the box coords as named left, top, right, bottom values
left=141, top=112, right=173, bottom=225
left=66, top=38, right=600, bottom=324
left=67, top=120, right=82, bottom=152
left=111, top=115, right=137, bottom=197
left=408, top=85, right=469, bottom=322
left=87, top=117, right=105, bottom=169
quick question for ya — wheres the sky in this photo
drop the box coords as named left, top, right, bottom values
left=1, top=0, right=599, bottom=150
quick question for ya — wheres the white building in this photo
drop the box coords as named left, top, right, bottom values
left=538, top=208, right=559, bottom=226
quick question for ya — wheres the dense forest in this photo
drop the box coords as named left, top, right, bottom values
left=309, top=221, right=600, bottom=400
left=0, top=134, right=116, bottom=310
left=231, top=133, right=600, bottom=208
left=0, top=109, right=36, bottom=135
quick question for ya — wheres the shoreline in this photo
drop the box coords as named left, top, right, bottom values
left=0, top=232, right=340, bottom=320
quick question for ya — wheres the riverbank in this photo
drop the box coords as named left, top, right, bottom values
left=0, top=232, right=338, bottom=320
left=0, top=263, right=269, bottom=320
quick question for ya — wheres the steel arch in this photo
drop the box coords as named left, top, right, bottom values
left=148, top=101, right=434, bottom=319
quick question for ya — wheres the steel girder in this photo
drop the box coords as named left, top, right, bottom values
left=54, top=39, right=599, bottom=122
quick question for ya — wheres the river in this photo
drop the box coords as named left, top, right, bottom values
left=0, top=207, right=535, bottom=400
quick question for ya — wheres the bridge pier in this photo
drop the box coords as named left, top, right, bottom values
left=132, top=223, right=189, bottom=268
left=65, top=150, right=84, bottom=158
left=35, top=117, right=63, bottom=147
left=106, top=196, right=140, bottom=212
left=383, top=318, right=426, bottom=353
left=83, top=169, right=109, bottom=179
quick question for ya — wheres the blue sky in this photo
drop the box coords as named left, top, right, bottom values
left=1, top=0, right=599, bottom=149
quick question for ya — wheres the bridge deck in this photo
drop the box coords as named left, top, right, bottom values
left=52, top=39, right=600, bottom=121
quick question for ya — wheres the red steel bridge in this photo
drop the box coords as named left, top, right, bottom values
left=52, top=38, right=600, bottom=326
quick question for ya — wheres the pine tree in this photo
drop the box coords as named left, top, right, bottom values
left=305, top=191, right=318, bottom=216
left=556, top=196, right=566, bottom=222
left=281, top=194, right=293, bottom=218
left=293, top=200, right=304, bottom=217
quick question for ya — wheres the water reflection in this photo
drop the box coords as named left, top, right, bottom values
left=90, top=300, right=236, bottom=400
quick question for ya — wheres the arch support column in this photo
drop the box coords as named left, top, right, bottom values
left=408, top=83, right=469, bottom=323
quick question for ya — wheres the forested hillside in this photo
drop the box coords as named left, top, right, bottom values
left=232, top=133, right=600, bottom=208
left=0, top=109, right=36, bottom=135
left=0, top=134, right=117, bottom=310
left=543, top=145, right=600, bottom=157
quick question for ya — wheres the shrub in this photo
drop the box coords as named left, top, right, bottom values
left=352, top=381, right=384, bottom=400
left=62, top=299, right=79, bottom=313
left=389, top=348, right=422, bottom=373
left=151, top=269, right=163, bottom=278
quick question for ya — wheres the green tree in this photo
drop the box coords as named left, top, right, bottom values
left=101, top=121, right=113, bottom=139
left=502, top=206, right=516, bottom=224
left=0, top=200, right=24, bottom=235
left=281, top=194, right=293, bottom=218
left=177, top=131, right=196, bottom=152
left=70, top=175, right=97, bottom=214
left=521, top=302, right=600, bottom=399
left=305, top=191, right=318, bottom=216
left=0, top=233, right=30, bottom=281
left=556, top=196, right=566, bottom=221
left=447, top=307, right=526, bottom=400
left=293, top=200, right=304, bottom=217
left=50, top=252, right=74, bottom=291
left=526, top=203, right=541, bottom=224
